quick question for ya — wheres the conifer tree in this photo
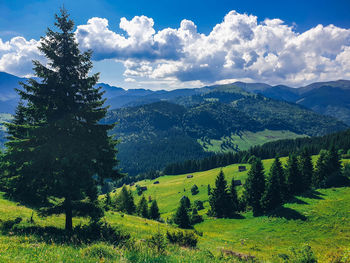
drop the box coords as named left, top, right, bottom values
left=209, top=170, right=232, bottom=218
left=116, top=186, right=135, bottom=214
left=207, top=184, right=211, bottom=195
left=180, top=196, right=191, bottom=210
left=174, top=199, right=191, bottom=229
left=298, top=150, right=314, bottom=191
left=244, top=159, right=265, bottom=216
left=137, top=195, right=149, bottom=218
left=191, top=184, right=199, bottom=195
left=149, top=200, right=160, bottom=220
left=313, top=151, right=328, bottom=188
left=261, top=158, right=284, bottom=213
left=104, top=192, right=113, bottom=211
left=1, top=9, right=121, bottom=231
left=285, top=154, right=303, bottom=196
left=229, top=178, right=239, bottom=213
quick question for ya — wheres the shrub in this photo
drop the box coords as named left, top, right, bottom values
left=147, top=232, right=167, bottom=254
left=82, top=243, right=118, bottom=260
left=194, top=200, right=204, bottom=210
left=281, top=245, right=317, bottom=263
left=166, top=230, right=198, bottom=248
left=191, top=184, right=199, bottom=195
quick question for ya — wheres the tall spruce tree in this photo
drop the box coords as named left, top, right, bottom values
left=137, top=195, right=149, bottom=218
left=313, top=151, right=328, bottom=188
left=261, top=157, right=284, bottom=213
left=149, top=200, right=160, bottom=220
left=116, top=186, right=136, bottom=214
left=209, top=170, right=232, bottom=218
left=174, top=199, right=191, bottom=229
left=1, top=9, right=121, bottom=231
left=298, top=150, right=314, bottom=191
left=229, top=178, right=239, bottom=213
left=244, top=159, right=265, bottom=216
left=285, top=154, right=302, bottom=196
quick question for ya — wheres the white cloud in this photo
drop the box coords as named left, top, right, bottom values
left=0, top=37, right=44, bottom=77
left=1, top=10, right=350, bottom=87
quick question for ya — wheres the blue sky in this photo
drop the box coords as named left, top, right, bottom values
left=1, top=0, right=350, bottom=89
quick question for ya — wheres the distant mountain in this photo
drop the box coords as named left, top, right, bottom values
left=103, top=86, right=347, bottom=176
left=237, top=80, right=350, bottom=125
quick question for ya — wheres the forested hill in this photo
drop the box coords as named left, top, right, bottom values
left=103, top=87, right=347, bottom=176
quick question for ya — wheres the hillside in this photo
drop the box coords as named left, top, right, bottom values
left=104, top=88, right=346, bottom=176
left=1, top=157, right=350, bottom=262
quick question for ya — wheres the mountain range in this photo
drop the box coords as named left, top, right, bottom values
left=0, top=71, right=349, bottom=176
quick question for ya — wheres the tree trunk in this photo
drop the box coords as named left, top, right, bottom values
left=65, top=197, right=73, bottom=232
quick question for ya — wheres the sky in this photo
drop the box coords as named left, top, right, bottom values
left=0, top=0, right=350, bottom=90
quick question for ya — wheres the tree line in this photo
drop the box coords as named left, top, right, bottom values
left=164, top=128, right=350, bottom=175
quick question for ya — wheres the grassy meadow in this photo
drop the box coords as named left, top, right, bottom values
left=0, top=157, right=350, bottom=262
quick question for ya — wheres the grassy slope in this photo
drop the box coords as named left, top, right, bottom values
left=0, top=158, right=350, bottom=262
left=197, top=129, right=307, bottom=152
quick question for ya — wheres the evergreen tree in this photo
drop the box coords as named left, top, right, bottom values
left=209, top=170, right=232, bottom=218
left=104, top=192, right=113, bottom=211
left=298, top=150, right=314, bottom=192
left=285, top=154, right=303, bottom=196
left=180, top=196, right=191, bottom=210
left=229, top=178, right=239, bottom=213
left=191, top=184, right=199, bottom=195
left=207, top=184, right=211, bottom=195
left=174, top=199, right=191, bottom=229
left=244, top=159, right=265, bottom=216
left=116, top=186, right=135, bottom=214
left=313, top=151, right=328, bottom=188
left=190, top=207, right=203, bottom=224
left=261, top=158, right=284, bottom=213
left=137, top=195, right=149, bottom=218
left=149, top=200, right=160, bottom=220
left=1, top=9, right=121, bottom=231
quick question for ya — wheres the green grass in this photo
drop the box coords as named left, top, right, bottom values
left=198, top=129, right=307, bottom=152
left=1, top=157, right=350, bottom=262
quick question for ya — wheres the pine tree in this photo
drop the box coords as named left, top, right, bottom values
left=209, top=170, right=232, bottom=218
left=180, top=196, right=191, bottom=210
left=116, top=186, right=135, bottom=214
left=104, top=192, right=113, bottom=211
left=285, top=154, right=302, bottom=196
left=137, top=195, right=149, bottom=218
left=244, top=159, right=265, bottom=216
left=190, top=207, right=203, bottom=224
left=313, top=151, right=328, bottom=188
left=174, top=199, right=191, bottom=229
left=207, top=184, right=211, bottom=195
left=149, top=200, right=160, bottom=220
left=298, top=150, right=314, bottom=192
left=2, top=9, right=121, bottom=231
left=229, top=178, right=239, bottom=213
left=261, top=157, right=284, bottom=213
left=191, top=184, right=199, bottom=195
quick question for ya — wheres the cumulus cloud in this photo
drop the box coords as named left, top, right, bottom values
left=0, top=36, right=44, bottom=77
left=1, top=10, right=350, bottom=87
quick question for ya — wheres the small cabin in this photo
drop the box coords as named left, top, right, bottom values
left=140, top=186, right=148, bottom=191
left=187, top=174, right=193, bottom=178
left=238, top=166, right=246, bottom=172
left=153, top=181, right=159, bottom=184
left=234, top=180, right=242, bottom=186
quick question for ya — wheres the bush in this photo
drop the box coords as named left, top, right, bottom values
left=82, top=243, right=118, bottom=260
left=75, top=221, right=130, bottom=246
left=166, top=230, right=198, bottom=248
left=281, top=245, right=317, bottom=263
left=194, top=200, right=204, bottom=210
left=191, top=184, right=199, bottom=195
left=147, top=232, right=167, bottom=254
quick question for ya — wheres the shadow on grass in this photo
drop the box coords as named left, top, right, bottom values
left=230, top=213, right=245, bottom=219
left=287, top=197, right=308, bottom=205
left=0, top=218, right=130, bottom=246
left=299, top=190, right=325, bottom=200
left=269, top=207, right=307, bottom=221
